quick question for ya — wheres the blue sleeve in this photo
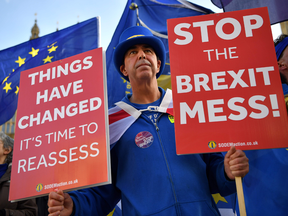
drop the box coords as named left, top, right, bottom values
left=69, top=183, right=121, bottom=216
left=202, top=153, right=236, bottom=197
left=69, top=143, right=121, bottom=215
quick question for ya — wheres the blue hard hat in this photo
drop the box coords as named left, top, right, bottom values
left=113, top=26, right=166, bottom=81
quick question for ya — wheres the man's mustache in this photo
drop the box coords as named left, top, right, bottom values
left=135, top=59, right=151, bottom=68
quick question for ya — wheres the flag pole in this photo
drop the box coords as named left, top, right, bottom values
left=235, top=177, right=246, bottom=216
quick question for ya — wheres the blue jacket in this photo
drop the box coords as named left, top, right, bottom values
left=69, top=88, right=236, bottom=216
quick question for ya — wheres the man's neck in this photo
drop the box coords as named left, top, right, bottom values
left=129, top=82, right=161, bottom=104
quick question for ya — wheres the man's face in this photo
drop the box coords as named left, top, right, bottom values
left=279, top=46, right=288, bottom=84
left=120, top=44, right=161, bottom=83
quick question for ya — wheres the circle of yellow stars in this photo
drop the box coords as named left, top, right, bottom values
left=2, top=42, right=58, bottom=95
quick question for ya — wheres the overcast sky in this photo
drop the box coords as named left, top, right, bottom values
left=0, top=0, right=281, bottom=51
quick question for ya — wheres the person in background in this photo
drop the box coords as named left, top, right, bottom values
left=232, top=34, right=288, bottom=216
left=36, top=196, right=49, bottom=216
left=275, top=34, right=288, bottom=112
left=47, top=26, right=249, bottom=216
left=0, top=131, right=37, bottom=216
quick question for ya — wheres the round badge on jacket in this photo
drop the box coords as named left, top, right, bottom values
left=135, top=131, right=154, bottom=148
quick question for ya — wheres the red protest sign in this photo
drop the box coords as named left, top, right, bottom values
left=167, top=7, right=288, bottom=154
left=9, top=48, right=111, bottom=201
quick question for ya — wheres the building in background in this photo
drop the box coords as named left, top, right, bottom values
left=30, top=17, right=39, bottom=40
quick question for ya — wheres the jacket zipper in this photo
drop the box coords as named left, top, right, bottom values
left=153, top=115, right=181, bottom=216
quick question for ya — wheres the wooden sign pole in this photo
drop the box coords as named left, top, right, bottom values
left=236, top=177, right=247, bottom=216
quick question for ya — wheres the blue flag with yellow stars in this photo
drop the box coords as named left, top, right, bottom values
left=106, top=0, right=214, bottom=108
left=215, top=148, right=288, bottom=216
left=235, top=148, right=288, bottom=216
left=0, top=17, right=99, bottom=125
left=213, top=193, right=236, bottom=216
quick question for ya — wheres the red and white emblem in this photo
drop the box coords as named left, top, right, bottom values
left=135, top=131, right=154, bottom=148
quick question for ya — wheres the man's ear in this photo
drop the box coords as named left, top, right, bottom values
left=156, top=59, right=161, bottom=74
left=278, top=60, right=287, bottom=70
left=120, top=65, right=128, bottom=76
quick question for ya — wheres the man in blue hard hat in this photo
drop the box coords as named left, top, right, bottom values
left=48, top=26, right=249, bottom=216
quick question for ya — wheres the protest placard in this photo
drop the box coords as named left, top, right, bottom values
left=9, top=48, right=111, bottom=201
left=167, top=7, right=288, bottom=155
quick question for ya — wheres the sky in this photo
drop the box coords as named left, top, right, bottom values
left=0, top=0, right=282, bottom=51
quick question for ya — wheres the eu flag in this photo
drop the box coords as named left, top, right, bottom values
left=212, top=193, right=236, bottom=216
left=106, top=0, right=214, bottom=108
left=236, top=148, right=288, bottom=216
left=0, top=17, right=99, bottom=125
left=211, top=0, right=288, bottom=24
left=218, top=148, right=288, bottom=216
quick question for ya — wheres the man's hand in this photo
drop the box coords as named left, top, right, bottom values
left=224, top=146, right=249, bottom=180
left=48, top=189, right=73, bottom=216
